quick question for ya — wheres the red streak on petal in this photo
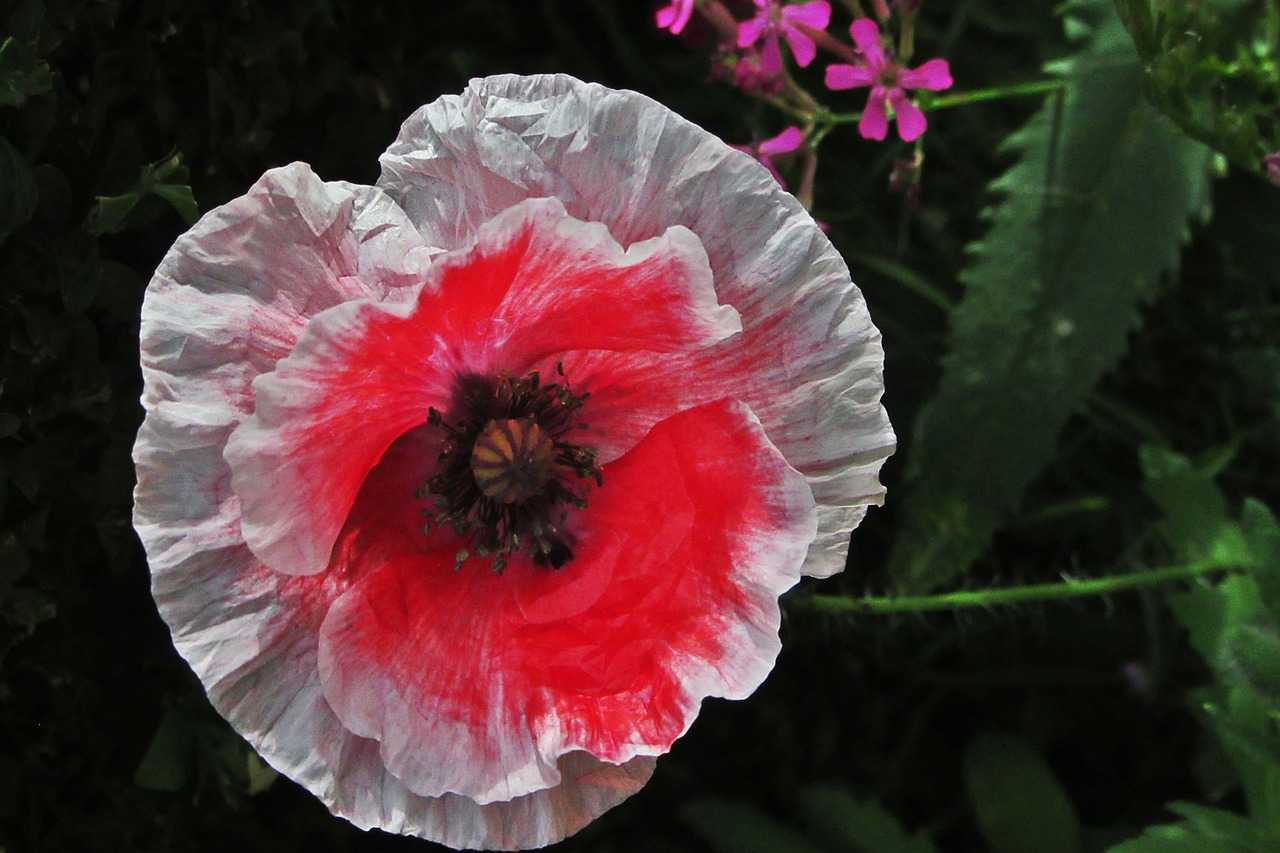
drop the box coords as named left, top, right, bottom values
left=317, top=400, right=814, bottom=800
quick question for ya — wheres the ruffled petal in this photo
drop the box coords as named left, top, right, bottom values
left=317, top=399, right=816, bottom=803
left=135, top=162, right=433, bottom=604
left=224, top=197, right=740, bottom=578
left=380, top=74, right=894, bottom=579
left=899, top=57, right=953, bottom=91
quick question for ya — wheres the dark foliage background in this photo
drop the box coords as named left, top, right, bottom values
left=2, top=0, right=1278, bottom=851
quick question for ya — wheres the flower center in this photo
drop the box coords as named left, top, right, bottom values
left=420, top=368, right=601, bottom=574
left=470, top=418, right=556, bottom=505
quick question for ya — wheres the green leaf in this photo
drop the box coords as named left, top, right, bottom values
left=1242, top=499, right=1280, bottom=623
left=1140, top=445, right=1252, bottom=566
left=133, top=709, right=194, bottom=792
left=151, top=182, right=199, bottom=225
left=681, top=798, right=824, bottom=853
left=888, top=0, right=1214, bottom=592
left=245, top=750, right=278, bottom=796
left=89, top=153, right=199, bottom=234
left=1108, top=802, right=1268, bottom=852
left=1198, top=688, right=1280, bottom=830
left=963, top=734, right=1082, bottom=853
left=796, top=785, right=941, bottom=853
left=0, top=35, right=52, bottom=108
left=0, top=135, right=37, bottom=241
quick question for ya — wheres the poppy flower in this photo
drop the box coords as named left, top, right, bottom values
left=134, top=74, right=893, bottom=850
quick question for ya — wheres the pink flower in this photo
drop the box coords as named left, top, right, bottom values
left=1265, top=150, right=1280, bottom=187
left=655, top=0, right=696, bottom=34
left=737, top=0, right=832, bottom=73
left=824, top=18, right=952, bottom=142
left=133, top=75, right=892, bottom=850
left=732, top=126, right=804, bottom=187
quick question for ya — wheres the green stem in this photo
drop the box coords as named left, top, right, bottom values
left=823, top=79, right=1064, bottom=126
left=795, top=560, right=1235, bottom=615
left=920, top=79, right=1066, bottom=110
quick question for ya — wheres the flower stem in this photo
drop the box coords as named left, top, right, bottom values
left=918, top=79, right=1066, bottom=111
left=794, top=560, right=1236, bottom=616
left=820, top=79, right=1065, bottom=127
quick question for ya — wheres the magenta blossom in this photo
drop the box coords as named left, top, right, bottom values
left=737, top=0, right=831, bottom=74
left=824, top=18, right=952, bottom=142
left=655, top=0, right=696, bottom=34
left=732, top=126, right=804, bottom=187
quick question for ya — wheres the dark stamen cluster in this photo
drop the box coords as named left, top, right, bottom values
left=418, top=366, right=601, bottom=574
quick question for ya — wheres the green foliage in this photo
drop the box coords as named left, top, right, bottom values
left=888, top=0, right=1214, bottom=592
left=681, top=798, right=825, bottom=853
left=89, top=152, right=198, bottom=234
left=1110, top=448, right=1280, bottom=851
left=1115, top=0, right=1280, bottom=174
left=1109, top=801, right=1271, bottom=852
left=134, top=698, right=278, bottom=802
left=963, top=734, right=1082, bottom=853
left=682, top=787, right=941, bottom=853
left=796, top=785, right=941, bottom=853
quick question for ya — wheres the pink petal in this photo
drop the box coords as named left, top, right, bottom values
left=889, top=88, right=928, bottom=141
left=758, top=34, right=785, bottom=76
left=779, top=2, right=829, bottom=67
left=782, top=0, right=831, bottom=31
left=825, top=62, right=876, bottom=90
left=899, top=57, right=953, bottom=91
left=382, top=75, right=894, bottom=577
left=781, top=27, right=817, bottom=67
left=859, top=87, right=890, bottom=140
left=758, top=125, right=804, bottom=156
left=737, top=14, right=767, bottom=48
left=225, top=198, right=739, bottom=579
left=317, top=399, right=816, bottom=802
left=847, top=18, right=886, bottom=70
left=655, top=0, right=694, bottom=34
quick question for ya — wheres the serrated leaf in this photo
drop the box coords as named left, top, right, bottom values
left=681, top=798, right=824, bottom=853
left=1140, top=446, right=1252, bottom=565
left=1241, top=499, right=1280, bottom=622
left=963, top=734, right=1082, bottom=853
left=1168, top=576, right=1267, bottom=672
left=1199, top=688, right=1280, bottom=830
left=888, top=0, right=1214, bottom=592
left=797, top=785, right=941, bottom=853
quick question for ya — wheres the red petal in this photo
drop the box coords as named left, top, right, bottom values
left=316, top=400, right=816, bottom=802
left=225, top=198, right=739, bottom=578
